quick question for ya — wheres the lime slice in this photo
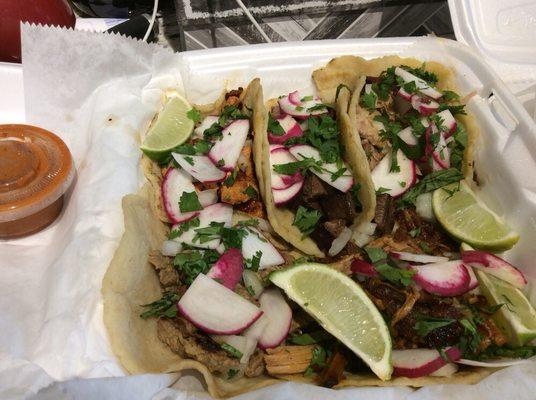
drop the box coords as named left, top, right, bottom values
left=270, top=263, right=392, bottom=380
left=432, top=181, right=519, bottom=251
left=140, top=95, right=195, bottom=161
left=476, top=270, right=536, bottom=346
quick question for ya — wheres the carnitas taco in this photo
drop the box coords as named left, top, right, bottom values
left=253, top=86, right=376, bottom=259
left=103, top=65, right=536, bottom=399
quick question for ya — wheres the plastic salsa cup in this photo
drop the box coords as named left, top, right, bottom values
left=0, top=124, right=75, bottom=239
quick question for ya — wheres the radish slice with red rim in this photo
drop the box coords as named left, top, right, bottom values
left=257, top=288, right=292, bottom=349
left=278, top=91, right=327, bottom=118
left=397, top=87, right=413, bottom=101
left=289, top=144, right=354, bottom=192
left=241, top=227, right=285, bottom=269
left=371, top=149, right=416, bottom=198
left=273, top=180, right=304, bottom=206
left=392, top=347, right=461, bottom=378
left=171, top=203, right=233, bottom=250
left=161, top=168, right=199, bottom=223
left=398, top=126, right=418, bottom=145
left=268, top=114, right=303, bottom=144
left=432, top=131, right=451, bottom=170
left=390, top=251, right=449, bottom=264
left=194, top=115, right=219, bottom=139
left=269, top=146, right=303, bottom=190
left=208, top=119, right=250, bottom=171
left=410, top=260, right=471, bottom=297
left=436, top=109, right=457, bottom=137
left=207, top=248, right=244, bottom=290
left=198, top=189, right=218, bottom=207
left=211, top=334, right=257, bottom=364
left=172, top=153, right=226, bottom=183
left=411, top=95, right=440, bottom=116
left=394, top=67, right=443, bottom=100
left=461, top=251, right=527, bottom=288
left=178, top=274, right=263, bottom=335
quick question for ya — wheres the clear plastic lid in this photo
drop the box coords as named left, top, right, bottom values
left=0, top=124, right=74, bottom=222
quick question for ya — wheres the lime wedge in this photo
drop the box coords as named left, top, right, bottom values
left=140, top=95, right=195, bottom=161
left=476, top=270, right=536, bottom=346
left=432, top=181, right=519, bottom=251
left=270, top=263, right=392, bottom=380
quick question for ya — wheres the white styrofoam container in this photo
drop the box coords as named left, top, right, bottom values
left=176, top=37, right=536, bottom=282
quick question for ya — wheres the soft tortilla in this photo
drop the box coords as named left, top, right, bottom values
left=103, top=74, right=490, bottom=398
left=313, top=55, right=477, bottom=180
left=253, top=87, right=377, bottom=257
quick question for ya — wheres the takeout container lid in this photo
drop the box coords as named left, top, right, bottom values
left=449, top=0, right=536, bottom=65
left=0, top=124, right=74, bottom=233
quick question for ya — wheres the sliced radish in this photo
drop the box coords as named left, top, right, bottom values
left=198, top=189, right=218, bottom=207
left=178, top=273, right=262, bottom=335
left=397, top=87, right=413, bottom=101
left=257, top=288, right=292, bottom=349
left=390, top=251, right=448, bottom=264
left=241, top=227, right=285, bottom=269
left=411, top=95, right=440, bottom=116
left=432, top=131, right=451, bottom=170
left=289, top=144, right=354, bottom=192
left=207, top=248, right=244, bottom=290
left=411, top=260, right=470, bottom=297
left=270, top=146, right=303, bottom=190
left=161, top=168, right=199, bottom=223
left=273, top=180, right=304, bottom=206
left=457, top=358, right=532, bottom=368
left=243, top=313, right=269, bottom=340
left=278, top=91, right=326, bottom=118
left=242, top=270, right=264, bottom=299
left=208, top=119, right=250, bottom=172
left=436, top=109, right=457, bottom=137
left=461, top=251, right=527, bottom=288
left=210, top=334, right=257, bottom=364
left=172, top=203, right=233, bottom=250
left=268, top=114, right=303, bottom=144
left=371, top=149, right=416, bottom=198
left=161, top=240, right=183, bottom=257
left=351, top=259, right=379, bottom=277
left=172, top=153, right=226, bottom=183
left=392, top=347, right=462, bottom=378
left=398, top=126, right=418, bottom=145
left=430, top=362, right=458, bottom=377
left=193, top=115, right=219, bottom=138
left=395, top=67, right=442, bottom=100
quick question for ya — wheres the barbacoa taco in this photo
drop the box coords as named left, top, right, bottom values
left=103, top=64, right=536, bottom=399
left=253, top=86, right=376, bottom=259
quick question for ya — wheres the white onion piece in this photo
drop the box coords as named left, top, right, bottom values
left=391, top=251, right=449, bottom=264
left=457, top=358, right=532, bottom=368
left=353, top=231, right=374, bottom=248
left=161, top=240, right=183, bottom=256
left=356, top=222, right=377, bottom=236
left=242, top=270, right=264, bottom=299
left=416, top=192, right=435, bottom=222
left=430, top=363, right=458, bottom=377
left=328, top=227, right=353, bottom=257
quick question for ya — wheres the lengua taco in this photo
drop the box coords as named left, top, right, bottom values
left=253, top=86, right=376, bottom=259
left=103, top=64, right=536, bottom=399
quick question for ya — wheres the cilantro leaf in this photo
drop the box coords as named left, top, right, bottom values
left=245, top=250, right=262, bottom=272
left=304, top=345, right=327, bottom=376
left=179, top=191, right=203, bottom=213
left=187, top=108, right=201, bottom=123
left=173, top=250, right=219, bottom=284
left=442, top=90, right=461, bottom=102
left=375, top=262, right=415, bottom=286
left=398, top=168, right=463, bottom=207
left=169, top=217, right=200, bottom=239
left=438, top=103, right=466, bottom=115
left=401, top=64, right=438, bottom=86
left=140, top=292, right=179, bottom=319
left=221, top=343, right=243, bottom=359
left=364, top=247, right=388, bottom=263
left=289, top=330, right=332, bottom=345
left=224, top=170, right=238, bottom=187
left=268, top=115, right=285, bottom=136
left=203, top=122, right=223, bottom=140
left=293, top=206, right=322, bottom=237
left=414, top=315, right=456, bottom=337
left=218, top=105, right=248, bottom=126
left=227, top=369, right=239, bottom=379
left=360, top=91, right=378, bottom=112
left=243, top=185, right=258, bottom=199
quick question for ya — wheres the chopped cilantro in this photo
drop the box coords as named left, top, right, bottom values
left=418, top=242, right=433, bottom=253
left=187, top=108, right=201, bottom=123
left=173, top=249, right=219, bottom=284
left=290, top=330, right=332, bottom=345
left=401, top=64, right=438, bottom=86
left=140, top=292, right=179, bottom=319
left=360, top=91, right=378, bottom=112
left=375, top=263, right=415, bottom=286
left=409, top=227, right=421, bottom=238
left=227, top=369, right=239, bottom=379
left=246, top=285, right=255, bottom=297
left=373, top=66, right=397, bottom=100
left=399, top=181, right=406, bottom=187
left=236, top=219, right=260, bottom=228
left=438, top=103, right=466, bottom=116
left=307, top=103, right=330, bottom=112
left=304, top=345, right=327, bottom=377
left=216, top=159, right=225, bottom=167
left=245, top=250, right=262, bottom=271
left=268, top=115, right=285, bottom=136
left=304, top=115, right=342, bottom=163
left=221, top=343, right=243, bottom=359
left=414, top=315, right=456, bottom=337
left=273, top=157, right=320, bottom=176
left=331, top=166, right=347, bottom=182
left=398, top=168, right=463, bottom=207
left=243, top=185, right=257, bottom=199
left=184, top=156, right=194, bottom=166
left=224, top=170, right=238, bottom=187
left=402, top=80, right=418, bottom=94
left=293, top=206, right=322, bottom=237
left=203, top=122, right=223, bottom=140
left=218, top=105, right=248, bottom=126
left=295, top=106, right=304, bottom=111
left=179, top=191, right=203, bottom=213
left=376, top=187, right=390, bottom=195
left=442, top=90, right=460, bottom=102
left=168, top=217, right=200, bottom=239
left=301, top=95, right=314, bottom=102
left=364, top=247, right=388, bottom=263
left=193, top=222, right=248, bottom=250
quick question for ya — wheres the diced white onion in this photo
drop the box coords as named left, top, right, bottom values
left=161, top=240, right=183, bottom=256
left=356, top=222, right=377, bottom=236
left=329, top=227, right=352, bottom=257
left=416, top=192, right=435, bottom=222
left=353, top=231, right=373, bottom=248
left=242, top=270, right=264, bottom=299
left=391, top=251, right=449, bottom=264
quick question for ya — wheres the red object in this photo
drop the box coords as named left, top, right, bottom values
left=0, top=0, right=75, bottom=63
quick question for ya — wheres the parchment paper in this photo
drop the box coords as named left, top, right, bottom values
left=0, top=24, right=534, bottom=400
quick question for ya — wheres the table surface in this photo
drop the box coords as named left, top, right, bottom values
left=155, top=0, right=455, bottom=52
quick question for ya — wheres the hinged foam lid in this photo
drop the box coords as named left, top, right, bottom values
left=449, top=0, right=536, bottom=65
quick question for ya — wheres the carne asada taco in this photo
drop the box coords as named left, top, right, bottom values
left=253, top=86, right=376, bottom=259
left=103, top=67, right=536, bottom=399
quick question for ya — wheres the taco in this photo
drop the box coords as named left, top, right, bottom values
left=103, top=65, right=536, bottom=399
left=253, top=86, right=376, bottom=259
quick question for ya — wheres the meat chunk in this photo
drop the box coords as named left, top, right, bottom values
left=302, top=174, right=329, bottom=203
left=317, top=349, right=347, bottom=388
left=319, top=191, right=356, bottom=224
left=148, top=250, right=181, bottom=289
left=264, top=345, right=314, bottom=375
left=374, top=194, right=395, bottom=235
left=323, top=219, right=346, bottom=237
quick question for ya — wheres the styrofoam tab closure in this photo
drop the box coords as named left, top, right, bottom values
left=488, top=92, right=519, bottom=132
